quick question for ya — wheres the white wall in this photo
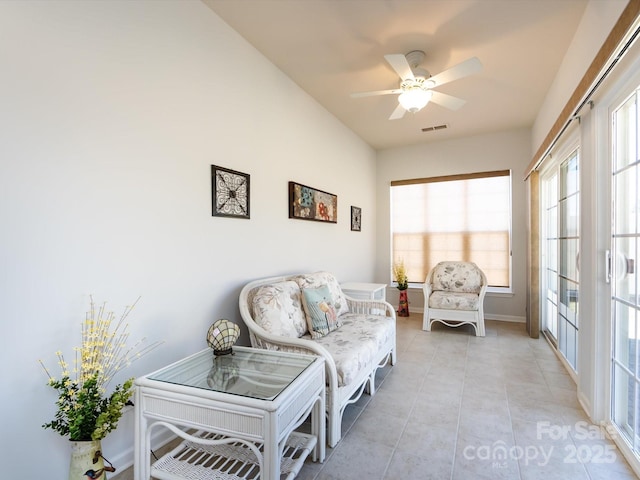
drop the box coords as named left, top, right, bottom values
left=375, top=128, right=531, bottom=321
left=0, top=1, right=376, bottom=477
left=531, top=0, right=628, bottom=157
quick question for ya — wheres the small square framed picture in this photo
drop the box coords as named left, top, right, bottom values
left=351, top=206, right=361, bottom=231
left=211, top=165, right=250, bottom=219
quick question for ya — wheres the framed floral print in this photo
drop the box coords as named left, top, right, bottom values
left=351, top=206, right=361, bottom=231
left=289, top=181, right=337, bottom=223
left=211, top=165, right=250, bottom=219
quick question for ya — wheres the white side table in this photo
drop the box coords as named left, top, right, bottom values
left=341, top=282, right=387, bottom=301
left=134, top=347, right=325, bottom=480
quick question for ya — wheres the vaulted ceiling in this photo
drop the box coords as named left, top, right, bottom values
left=203, top=0, right=589, bottom=150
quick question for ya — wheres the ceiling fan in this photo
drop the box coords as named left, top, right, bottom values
left=351, top=50, right=482, bottom=120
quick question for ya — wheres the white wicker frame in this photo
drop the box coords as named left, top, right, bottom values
left=239, top=274, right=397, bottom=448
left=422, top=262, right=488, bottom=337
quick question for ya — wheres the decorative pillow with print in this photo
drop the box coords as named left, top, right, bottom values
left=301, top=285, right=342, bottom=339
left=251, top=281, right=308, bottom=337
left=295, top=272, right=349, bottom=317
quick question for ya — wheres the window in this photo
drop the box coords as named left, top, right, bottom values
left=390, top=170, right=512, bottom=288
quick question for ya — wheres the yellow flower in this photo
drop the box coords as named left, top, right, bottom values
left=393, top=261, right=409, bottom=290
left=40, top=296, right=163, bottom=441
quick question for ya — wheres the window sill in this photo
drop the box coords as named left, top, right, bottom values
left=486, top=288, right=514, bottom=297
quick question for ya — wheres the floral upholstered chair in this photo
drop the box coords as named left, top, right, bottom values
left=423, top=261, right=487, bottom=336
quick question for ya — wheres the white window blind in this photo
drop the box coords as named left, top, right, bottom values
left=390, top=170, right=512, bottom=287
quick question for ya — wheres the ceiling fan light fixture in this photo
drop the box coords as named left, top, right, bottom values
left=398, top=88, right=433, bottom=113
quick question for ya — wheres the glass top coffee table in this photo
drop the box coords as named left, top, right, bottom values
left=134, top=346, right=325, bottom=480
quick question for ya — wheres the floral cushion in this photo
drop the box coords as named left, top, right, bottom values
left=251, top=281, right=308, bottom=338
left=251, top=313, right=395, bottom=387
left=429, top=291, right=480, bottom=310
left=294, top=272, right=349, bottom=317
left=311, top=313, right=395, bottom=387
left=431, top=262, right=484, bottom=293
left=301, top=285, right=342, bottom=339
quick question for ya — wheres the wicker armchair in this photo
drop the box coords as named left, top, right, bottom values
left=423, top=261, right=487, bottom=337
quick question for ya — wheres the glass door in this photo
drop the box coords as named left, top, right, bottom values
left=559, top=152, right=580, bottom=370
left=541, top=149, right=580, bottom=371
left=542, top=170, right=559, bottom=343
left=611, top=88, right=640, bottom=453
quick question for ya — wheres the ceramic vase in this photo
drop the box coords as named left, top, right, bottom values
left=69, top=440, right=106, bottom=480
left=398, top=290, right=409, bottom=317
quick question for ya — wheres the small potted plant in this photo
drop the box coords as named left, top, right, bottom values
left=392, top=261, right=410, bottom=316
left=39, top=297, right=162, bottom=479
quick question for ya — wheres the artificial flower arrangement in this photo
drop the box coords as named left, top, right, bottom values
left=39, top=297, right=162, bottom=441
left=392, top=260, right=409, bottom=291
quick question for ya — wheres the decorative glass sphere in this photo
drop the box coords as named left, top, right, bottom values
left=207, top=319, right=240, bottom=356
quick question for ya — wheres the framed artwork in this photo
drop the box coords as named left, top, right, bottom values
left=211, top=165, right=250, bottom=219
left=351, top=206, right=362, bottom=231
left=289, top=181, right=337, bottom=223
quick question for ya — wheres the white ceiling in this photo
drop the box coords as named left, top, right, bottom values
left=203, top=0, right=589, bottom=150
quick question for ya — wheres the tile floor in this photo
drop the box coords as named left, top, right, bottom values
left=116, top=313, right=639, bottom=480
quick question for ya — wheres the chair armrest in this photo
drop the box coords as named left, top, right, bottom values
left=345, top=297, right=396, bottom=319
left=478, top=282, right=488, bottom=306
left=239, top=303, right=340, bottom=392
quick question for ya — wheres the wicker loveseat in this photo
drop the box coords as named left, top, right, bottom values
left=239, top=271, right=396, bottom=447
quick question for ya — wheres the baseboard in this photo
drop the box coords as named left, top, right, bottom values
left=577, top=389, right=593, bottom=420
left=485, top=313, right=526, bottom=323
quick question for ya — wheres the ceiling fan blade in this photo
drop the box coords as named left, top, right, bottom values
left=429, top=57, right=482, bottom=87
left=429, top=91, right=467, bottom=111
left=389, top=103, right=406, bottom=120
left=384, top=54, right=415, bottom=81
left=350, top=88, right=402, bottom=98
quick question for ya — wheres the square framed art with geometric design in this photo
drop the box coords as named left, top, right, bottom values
left=211, top=165, right=250, bottom=219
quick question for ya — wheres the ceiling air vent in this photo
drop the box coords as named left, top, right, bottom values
left=421, top=124, right=448, bottom=132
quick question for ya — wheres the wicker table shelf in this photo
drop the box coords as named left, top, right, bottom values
left=151, top=430, right=316, bottom=480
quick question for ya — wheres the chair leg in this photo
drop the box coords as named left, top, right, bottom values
left=327, top=405, right=342, bottom=448
left=476, top=315, right=486, bottom=337
left=368, top=371, right=376, bottom=395
left=422, top=312, right=432, bottom=331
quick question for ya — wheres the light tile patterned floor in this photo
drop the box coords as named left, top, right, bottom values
left=116, top=314, right=639, bottom=480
